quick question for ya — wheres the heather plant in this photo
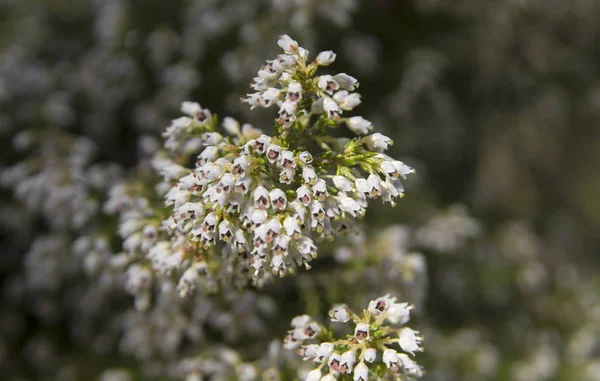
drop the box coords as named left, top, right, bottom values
left=1, top=1, right=600, bottom=381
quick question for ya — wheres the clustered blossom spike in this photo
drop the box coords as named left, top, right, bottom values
left=156, top=34, right=414, bottom=283
left=285, top=295, right=424, bottom=381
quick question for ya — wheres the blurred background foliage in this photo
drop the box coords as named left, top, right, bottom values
left=1, top=0, right=599, bottom=380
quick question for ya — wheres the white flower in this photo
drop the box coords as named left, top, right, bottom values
left=324, top=97, right=341, bottom=119
left=334, top=91, right=361, bottom=111
left=278, top=168, right=293, bottom=184
left=318, top=75, right=340, bottom=95
left=298, top=151, right=313, bottom=164
left=261, top=88, right=281, bottom=107
left=399, top=328, right=423, bottom=355
left=253, top=186, right=270, bottom=209
left=269, top=188, right=287, bottom=210
left=287, top=82, right=302, bottom=101
left=297, top=186, right=312, bottom=206
left=235, top=175, right=252, bottom=193
left=312, top=179, right=328, bottom=201
left=222, top=116, right=240, bottom=136
left=273, top=234, right=290, bottom=255
left=381, top=160, right=413, bottom=179
left=367, top=294, right=396, bottom=315
left=305, top=369, right=321, bottom=381
left=337, top=195, right=361, bottom=217
left=328, top=352, right=342, bottom=373
left=321, top=374, right=336, bottom=381
left=203, top=132, right=223, bottom=146
left=398, top=353, right=422, bottom=376
left=279, top=101, right=297, bottom=125
left=218, top=220, right=234, bottom=241
left=310, top=200, right=325, bottom=220
left=329, top=304, right=351, bottom=322
left=181, top=101, right=202, bottom=116
left=297, top=47, right=310, bottom=63
left=242, top=123, right=262, bottom=139
left=346, top=116, right=372, bottom=135
left=340, top=351, right=355, bottom=373
left=302, top=166, right=318, bottom=185
left=366, top=133, right=392, bottom=152
left=300, top=344, right=319, bottom=360
left=363, top=348, right=376, bottom=363
left=383, top=349, right=400, bottom=372
left=316, top=50, right=336, bottom=65
left=266, top=144, right=281, bottom=163
left=297, top=236, right=317, bottom=260
left=353, top=362, right=369, bottom=381
left=333, top=176, right=353, bottom=192
left=386, top=303, right=412, bottom=325
left=265, top=219, right=282, bottom=242
left=291, top=315, right=311, bottom=328
left=334, top=73, right=358, bottom=91
left=250, top=209, right=267, bottom=228
left=316, top=343, right=334, bottom=362
left=354, top=323, right=370, bottom=343
left=284, top=216, right=301, bottom=239
left=281, top=150, right=296, bottom=169
left=277, top=34, right=298, bottom=53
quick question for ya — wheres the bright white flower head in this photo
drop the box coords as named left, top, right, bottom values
left=287, top=295, right=424, bottom=380
left=151, top=34, right=415, bottom=285
left=316, top=50, right=336, bottom=66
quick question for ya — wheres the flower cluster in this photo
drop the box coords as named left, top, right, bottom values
left=285, top=295, right=424, bottom=380
left=158, top=35, right=414, bottom=282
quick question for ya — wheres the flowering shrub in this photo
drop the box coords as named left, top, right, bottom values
left=1, top=2, right=599, bottom=381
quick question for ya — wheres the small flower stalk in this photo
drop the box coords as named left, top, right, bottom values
left=285, top=295, right=424, bottom=380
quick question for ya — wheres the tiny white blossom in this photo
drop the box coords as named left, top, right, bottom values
left=253, top=186, right=270, bottom=209
left=334, top=91, right=361, bottom=111
left=383, top=349, right=401, bottom=373
left=318, top=75, right=340, bottom=95
left=222, top=117, right=240, bottom=136
left=281, top=150, right=296, bottom=169
left=340, top=351, right=355, bottom=373
left=399, top=328, right=423, bottom=356
left=333, top=176, right=353, bottom=192
left=261, top=88, right=281, bottom=107
left=291, top=315, right=311, bottom=328
left=316, top=50, right=336, bottom=65
left=323, top=97, right=341, bottom=119
left=284, top=216, right=301, bottom=239
left=354, top=323, right=370, bottom=343
left=298, top=151, right=313, bottom=164
left=269, top=188, right=287, bottom=210
left=297, top=186, right=312, bottom=206
left=334, top=73, right=358, bottom=91
left=181, top=101, right=202, bottom=116
left=305, top=369, right=321, bottom=381
left=312, top=179, right=328, bottom=201
left=354, top=362, right=369, bottom=381
left=302, top=166, right=318, bottom=185
left=386, top=303, right=412, bottom=325
left=366, top=133, right=392, bottom=152
left=316, top=343, right=334, bottom=363
left=328, top=352, right=342, bottom=373
left=277, top=34, right=298, bottom=53
left=329, top=304, right=351, bottom=322
left=266, top=144, right=281, bottom=163
left=346, top=116, right=372, bottom=135
left=287, top=82, right=302, bottom=102
left=363, top=348, right=377, bottom=363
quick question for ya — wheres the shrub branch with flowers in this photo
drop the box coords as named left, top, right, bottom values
left=142, top=34, right=415, bottom=291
